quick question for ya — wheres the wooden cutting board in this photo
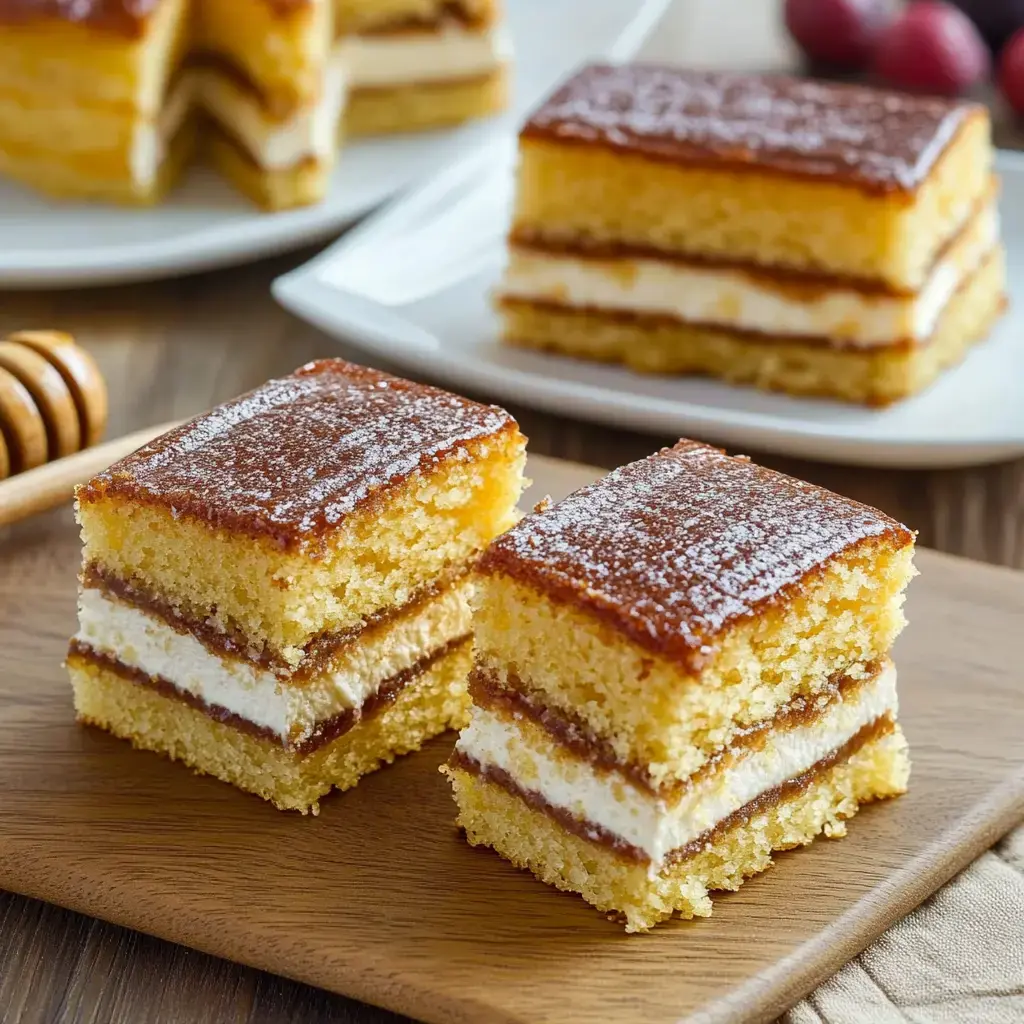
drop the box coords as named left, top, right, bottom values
left=0, top=454, right=1022, bottom=1024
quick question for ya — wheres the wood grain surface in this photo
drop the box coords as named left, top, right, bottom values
left=0, top=453, right=1021, bottom=1024
left=1, top=1, right=1024, bottom=1021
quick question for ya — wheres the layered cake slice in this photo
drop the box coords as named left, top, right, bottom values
left=337, top=0, right=509, bottom=137
left=446, top=441, right=914, bottom=931
left=193, top=0, right=345, bottom=210
left=68, top=360, right=526, bottom=812
left=0, top=0, right=194, bottom=203
left=498, top=64, right=1005, bottom=404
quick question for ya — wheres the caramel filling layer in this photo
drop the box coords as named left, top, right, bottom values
left=202, top=113, right=320, bottom=174
left=81, top=561, right=471, bottom=680
left=495, top=240, right=999, bottom=356
left=500, top=296, right=935, bottom=354
left=69, top=635, right=470, bottom=756
left=509, top=183, right=991, bottom=300
left=349, top=69, right=497, bottom=97
left=468, top=662, right=883, bottom=799
left=450, top=713, right=895, bottom=866
left=355, top=4, right=489, bottom=37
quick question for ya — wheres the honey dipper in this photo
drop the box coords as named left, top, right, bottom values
left=0, top=331, right=108, bottom=478
left=0, top=331, right=115, bottom=527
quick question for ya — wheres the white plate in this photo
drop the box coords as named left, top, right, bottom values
left=0, top=0, right=669, bottom=289
left=274, top=135, right=1024, bottom=470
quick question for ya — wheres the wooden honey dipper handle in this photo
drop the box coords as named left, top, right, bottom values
left=0, top=331, right=110, bottom=481
left=0, top=330, right=115, bottom=528
left=0, top=421, right=180, bottom=529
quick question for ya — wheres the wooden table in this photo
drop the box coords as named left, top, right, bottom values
left=2, top=2, right=1023, bottom=1021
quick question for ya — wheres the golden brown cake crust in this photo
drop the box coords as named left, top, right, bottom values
left=77, top=359, right=519, bottom=551
left=478, top=440, right=914, bottom=671
left=521, top=64, right=980, bottom=195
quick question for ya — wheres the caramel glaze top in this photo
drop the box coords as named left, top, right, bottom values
left=0, top=0, right=310, bottom=36
left=521, top=63, right=982, bottom=194
left=479, top=440, right=914, bottom=674
left=78, top=359, right=519, bottom=554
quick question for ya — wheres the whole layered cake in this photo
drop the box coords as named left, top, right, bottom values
left=0, top=0, right=510, bottom=208
left=67, top=359, right=526, bottom=812
left=446, top=440, right=916, bottom=931
left=498, top=64, right=1005, bottom=404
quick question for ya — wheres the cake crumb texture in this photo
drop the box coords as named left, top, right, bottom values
left=512, top=111, right=990, bottom=291
left=448, top=727, right=910, bottom=932
left=0, top=100, right=196, bottom=206
left=472, top=439, right=914, bottom=784
left=478, top=438, right=913, bottom=667
left=76, top=360, right=526, bottom=663
left=69, top=640, right=473, bottom=813
left=79, top=442, right=523, bottom=665
left=346, top=69, right=507, bottom=137
left=474, top=534, right=912, bottom=787
left=194, top=0, right=330, bottom=115
left=206, top=129, right=332, bottom=212
left=0, top=0, right=508, bottom=207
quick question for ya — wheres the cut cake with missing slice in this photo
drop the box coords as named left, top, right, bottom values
left=498, top=64, right=1005, bottom=404
left=0, top=0, right=510, bottom=209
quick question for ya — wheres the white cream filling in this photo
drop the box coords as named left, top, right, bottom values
left=76, top=582, right=472, bottom=745
left=192, top=56, right=350, bottom=171
left=456, top=662, right=897, bottom=870
left=502, top=206, right=999, bottom=347
left=188, top=22, right=504, bottom=171
left=339, top=23, right=509, bottom=89
left=130, top=75, right=195, bottom=187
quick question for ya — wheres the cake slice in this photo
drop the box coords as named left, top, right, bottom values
left=68, top=359, right=526, bottom=812
left=193, top=0, right=344, bottom=210
left=498, top=64, right=1005, bottom=404
left=0, top=0, right=193, bottom=204
left=446, top=440, right=914, bottom=931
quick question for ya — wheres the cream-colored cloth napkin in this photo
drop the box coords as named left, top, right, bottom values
left=782, top=826, right=1024, bottom=1024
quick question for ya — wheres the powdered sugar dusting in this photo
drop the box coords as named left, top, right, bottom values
left=480, top=441, right=912, bottom=669
left=81, top=360, right=516, bottom=551
left=524, top=64, right=976, bottom=193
